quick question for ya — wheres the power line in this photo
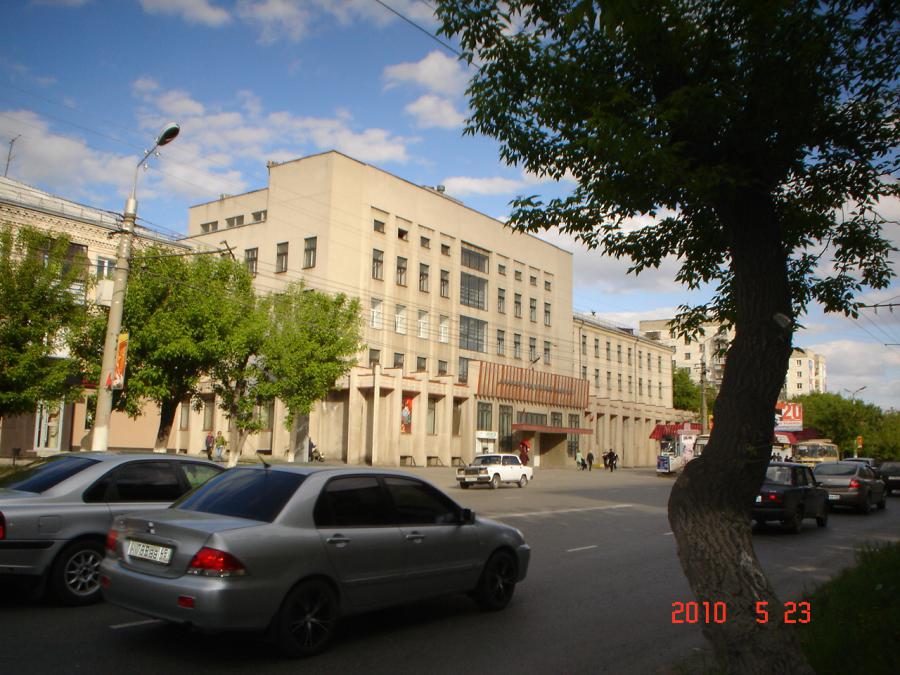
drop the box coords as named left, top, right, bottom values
left=370, top=0, right=463, bottom=57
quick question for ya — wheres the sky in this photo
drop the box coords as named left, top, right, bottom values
left=1, top=0, right=898, bottom=410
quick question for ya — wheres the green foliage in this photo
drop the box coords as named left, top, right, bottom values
left=794, top=392, right=899, bottom=460
left=437, top=0, right=898, bottom=330
left=673, top=367, right=700, bottom=411
left=0, top=224, right=94, bottom=418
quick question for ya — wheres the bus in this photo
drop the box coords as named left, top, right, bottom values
left=791, top=439, right=840, bottom=467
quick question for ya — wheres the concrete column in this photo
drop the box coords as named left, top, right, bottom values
left=369, top=366, right=381, bottom=466
left=346, top=369, right=363, bottom=465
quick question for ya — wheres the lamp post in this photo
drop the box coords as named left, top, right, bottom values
left=91, top=123, right=180, bottom=452
left=842, top=386, right=867, bottom=458
left=843, top=385, right=866, bottom=400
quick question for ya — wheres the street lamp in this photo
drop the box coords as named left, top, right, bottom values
left=843, top=385, right=867, bottom=399
left=842, top=386, right=867, bottom=458
left=91, top=123, right=180, bottom=452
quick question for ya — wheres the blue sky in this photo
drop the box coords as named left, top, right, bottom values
left=1, top=0, right=898, bottom=410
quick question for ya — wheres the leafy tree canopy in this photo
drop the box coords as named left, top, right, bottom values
left=792, top=391, right=897, bottom=459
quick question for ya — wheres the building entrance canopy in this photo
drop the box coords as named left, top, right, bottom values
left=649, top=422, right=702, bottom=440
left=477, top=362, right=589, bottom=408
left=513, top=423, right=591, bottom=435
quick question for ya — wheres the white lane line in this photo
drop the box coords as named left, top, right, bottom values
left=486, top=504, right=634, bottom=519
left=566, top=545, right=598, bottom=553
left=663, top=531, right=675, bottom=536
left=110, top=619, right=163, bottom=630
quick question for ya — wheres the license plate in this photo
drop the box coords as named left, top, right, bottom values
left=755, top=495, right=761, bottom=503
left=127, top=539, right=173, bottom=565
left=828, top=494, right=839, bottom=501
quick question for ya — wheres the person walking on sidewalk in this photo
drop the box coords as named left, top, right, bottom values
left=586, top=451, right=594, bottom=471
left=610, top=451, right=619, bottom=472
left=575, top=449, right=586, bottom=470
left=214, top=431, right=227, bottom=462
left=204, top=431, right=214, bottom=460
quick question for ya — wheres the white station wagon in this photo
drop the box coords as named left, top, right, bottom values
left=457, top=454, right=533, bottom=489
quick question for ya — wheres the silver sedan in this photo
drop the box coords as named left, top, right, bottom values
left=101, top=465, right=531, bottom=657
left=0, top=453, right=223, bottom=604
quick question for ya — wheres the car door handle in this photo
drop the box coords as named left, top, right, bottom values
left=406, top=532, right=425, bottom=543
left=326, top=535, right=351, bottom=548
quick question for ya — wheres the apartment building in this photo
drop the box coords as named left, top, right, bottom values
left=639, top=318, right=734, bottom=389
left=0, top=176, right=189, bottom=457
left=783, top=348, right=827, bottom=398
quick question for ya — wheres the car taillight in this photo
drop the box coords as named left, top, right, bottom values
left=105, top=528, right=118, bottom=552
left=766, top=493, right=782, bottom=504
left=0, top=512, right=5, bottom=540
left=849, top=479, right=860, bottom=489
left=187, top=547, right=247, bottom=577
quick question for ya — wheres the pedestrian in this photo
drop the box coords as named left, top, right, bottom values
left=518, top=440, right=530, bottom=466
left=611, top=451, right=619, bottom=472
left=586, top=451, right=594, bottom=471
left=575, top=448, right=585, bottom=470
left=603, top=451, right=610, bottom=470
left=214, top=431, right=227, bottom=461
left=203, top=431, right=214, bottom=460
left=607, top=449, right=615, bottom=472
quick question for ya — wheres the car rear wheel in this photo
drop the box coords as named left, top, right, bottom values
left=517, top=474, right=528, bottom=488
left=783, top=509, right=803, bottom=534
left=877, top=491, right=886, bottom=510
left=491, top=473, right=501, bottom=490
left=459, top=481, right=470, bottom=489
left=473, top=550, right=517, bottom=611
left=857, top=493, right=871, bottom=514
left=275, top=579, right=339, bottom=658
left=50, top=540, right=105, bottom=605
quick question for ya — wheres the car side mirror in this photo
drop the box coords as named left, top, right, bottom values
left=460, top=508, right=475, bottom=525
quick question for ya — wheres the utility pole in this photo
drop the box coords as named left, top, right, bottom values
left=4, top=135, right=20, bottom=177
left=699, top=353, right=708, bottom=433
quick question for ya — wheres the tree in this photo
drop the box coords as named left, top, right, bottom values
left=672, top=367, right=701, bottom=411
left=0, top=224, right=95, bottom=420
left=212, top=283, right=361, bottom=467
left=114, top=249, right=254, bottom=452
left=436, top=2, right=898, bottom=672
left=794, top=391, right=896, bottom=459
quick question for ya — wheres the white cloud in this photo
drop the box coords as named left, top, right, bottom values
left=807, top=338, right=900, bottom=410
left=404, top=94, right=465, bottom=129
left=154, top=90, right=206, bottom=118
left=132, top=77, right=160, bottom=95
left=138, top=0, right=230, bottom=27
left=383, top=50, right=469, bottom=97
left=236, top=0, right=311, bottom=44
left=441, top=175, right=526, bottom=196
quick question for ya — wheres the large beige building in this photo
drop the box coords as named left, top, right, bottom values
left=1, top=154, right=692, bottom=467
left=783, top=348, right=827, bottom=398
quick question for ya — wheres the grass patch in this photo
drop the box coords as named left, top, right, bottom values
left=798, top=541, right=900, bottom=674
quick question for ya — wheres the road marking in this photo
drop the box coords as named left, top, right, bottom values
left=487, top=504, right=634, bottom=519
left=566, top=545, right=598, bottom=553
left=110, top=619, right=163, bottom=630
left=663, top=531, right=674, bottom=536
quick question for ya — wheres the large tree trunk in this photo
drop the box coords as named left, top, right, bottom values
left=668, top=196, right=813, bottom=674
left=154, top=397, right=180, bottom=453
left=227, top=428, right=252, bottom=467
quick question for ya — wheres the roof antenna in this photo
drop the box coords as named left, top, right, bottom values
left=255, top=451, right=271, bottom=468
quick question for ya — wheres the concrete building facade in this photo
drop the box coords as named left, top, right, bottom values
left=783, top=348, right=828, bottom=398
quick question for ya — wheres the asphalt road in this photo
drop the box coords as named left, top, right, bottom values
left=2, top=467, right=897, bottom=675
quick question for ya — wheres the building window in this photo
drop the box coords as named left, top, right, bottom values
left=459, top=316, right=487, bottom=352
left=226, top=215, right=244, bottom=228
left=796, top=358, right=802, bottom=366
left=97, top=256, right=116, bottom=279
left=659, top=381, right=663, bottom=398
left=395, top=305, right=407, bottom=334
left=396, top=257, right=407, bottom=286
left=628, top=347, right=633, bottom=366
left=607, top=341, right=612, bottom=360
left=453, top=399, right=463, bottom=435
left=594, top=369, right=600, bottom=388
left=529, top=298, right=537, bottom=322
left=594, top=338, right=600, bottom=358
left=648, top=352, right=653, bottom=370
left=394, top=352, right=405, bottom=369
left=372, top=249, right=384, bottom=280
left=497, top=329, right=505, bottom=356
left=684, top=352, right=691, bottom=360
left=628, top=375, right=633, bottom=393
left=275, top=242, right=288, bottom=273
left=417, top=310, right=428, bottom=338
left=244, top=248, right=258, bottom=276
left=398, top=228, right=409, bottom=242
left=617, top=345, right=622, bottom=363
left=258, top=400, right=275, bottom=431
left=303, top=236, right=317, bottom=269
left=545, top=280, right=551, bottom=291
left=417, top=356, right=427, bottom=372
left=607, top=371, right=612, bottom=391
left=514, top=333, right=522, bottom=359
left=658, top=355, right=663, bottom=371
left=797, top=383, right=803, bottom=390
left=420, top=236, right=430, bottom=249
left=460, top=272, right=488, bottom=310
left=617, top=374, right=622, bottom=391
left=371, top=298, right=383, bottom=329
left=419, top=263, right=430, bottom=292
left=438, top=360, right=448, bottom=376
left=477, top=402, right=492, bottom=431
left=529, top=275, right=537, bottom=286
left=497, top=288, right=506, bottom=314
left=648, top=379, right=652, bottom=397
left=441, top=243, right=451, bottom=256
left=440, top=269, right=450, bottom=297
left=581, top=334, right=587, bottom=355
left=459, top=357, right=470, bottom=383
left=543, top=341, right=551, bottom=364
left=638, top=350, right=643, bottom=369
left=581, top=365, right=587, bottom=379
left=427, top=398, right=437, bottom=435
left=369, top=349, right=381, bottom=366
left=202, top=397, right=214, bottom=430
left=567, top=414, right=580, bottom=455
left=252, top=210, right=267, bottom=222
left=514, top=270, right=522, bottom=281
left=529, top=337, right=537, bottom=361
left=514, top=293, right=522, bottom=318
left=499, top=405, right=513, bottom=451
left=439, top=315, right=449, bottom=343
left=461, top=244, right=489, bottom=273
left=498, top=264, right=506, bottom=275
left=200, top=221, right=218, bottom=233
left=551, top=412, right=563, bottom=428
left=179, top=399, right=190, bottom=430
left=639, top=378, right=643, bottom=395
left=374, top=219, right=385, bottom=233
left=544, top=303, right=551, bottom=326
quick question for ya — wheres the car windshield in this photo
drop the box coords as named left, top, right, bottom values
left=764, top=466, right=792, bottom=485
left=173, top=468, right=305, bottom=522
left=814, top=463, right=856, bottom=476
left=0, top=455, right=100, bottom=493
left=471, top=456, right=500, bottom=466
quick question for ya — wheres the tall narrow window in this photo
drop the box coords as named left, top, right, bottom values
left=440, top=269, right=450, bottom=297
left=395, top=305, right=407, bottom=334
left=373, top=219, right=385, bottom=233
left=529, top=298, right=537, bottom=322
left=544, top=302, right=551, bottom=326
left=417, top=356, right=427, bottom=372
left=460, top=272, right=487, bottom=310
left=497, top=329, right=505, bottom=356
left=513, top=333, right=522, bottom=359
left=394, top=352, right=405, bottom=369
left=372, top=249, right=384, bottom=280
left=607, top=341, right=611, bottom=360
left=244, top=248, right=258, bottom=277
left=497, top=288, right=506, bottom=313
left=396, top=256, right=407, bottom=286
left=438, top=360, right=448, bottom=375
left=97, top=256, right=116, bottom=279
left=594, top=338, right=600, bottom=358
left=477, top=402, right=492, bottom=431
left=439, top=315, right=449, bottom=343
left=275, top=242, right=288, bottom=273
left=427, top=398, right=437, bottom=435
left=594, top=369, right=600, bottom=388
left=543, top=341, right=551, bottom=364
left=417, top=310, right=428, bottom=338
left=499, top=405, right=513, bottom=450
left=303, top=236, right=317, bottom=269
left=458, top=357, right=470, bottom=383
left=514, top=293, right=522, bottom=318
left=529, top=337, right=537, bottom=361
left=419, top=263, right=430, bottom=292
left=459, top=316, right=487, bottom=352
left=369, top=349, right=381, bottom=366
left=581, top=334, right=587, bottom=355
left=370, top=298, right=383, bottom=329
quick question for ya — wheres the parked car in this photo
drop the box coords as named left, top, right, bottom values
left=457, top=453, right=533, bottom=489
left=0, top=453, right=223, bottom=604
left=752, top=462, right=829, bottom=532
left=813, top=461, right=887, bottom=513
left=101, top=466, right=530, bottom=657
left=842, top=457, right=876, bottom=467
left=878, top=460, right=900, bottom=496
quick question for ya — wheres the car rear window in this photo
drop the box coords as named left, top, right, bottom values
left=764, top=466, right=791, bottom=485
left=173, top=468, right=305, bottom=522
left=814, top=463, right=856, bottom=476
left=0, top=455, right=100, bottom=493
